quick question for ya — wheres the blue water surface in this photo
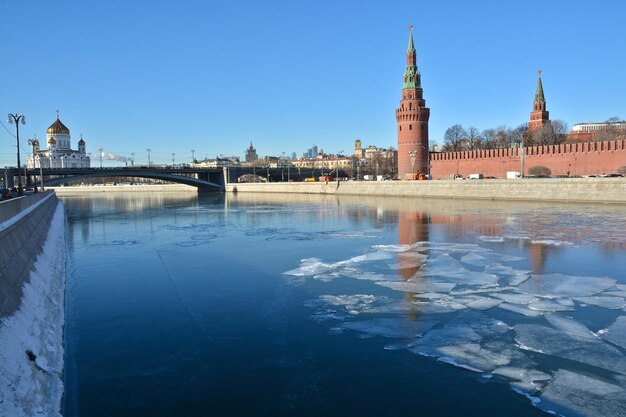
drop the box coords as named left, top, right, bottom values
left=61, top=192, right=626, bottom=417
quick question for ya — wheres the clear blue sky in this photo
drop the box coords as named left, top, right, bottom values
left=2, top=0, right=625, bottom=167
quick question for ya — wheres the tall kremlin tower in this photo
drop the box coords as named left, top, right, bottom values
left=396, top=26, right=430, bottom=179
left=529, top=70, right=550, bottom=133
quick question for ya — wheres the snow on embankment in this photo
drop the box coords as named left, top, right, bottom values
left=0, top=199, right=66, bottom=417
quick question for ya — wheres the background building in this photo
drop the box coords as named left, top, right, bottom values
left=27, top=114, right=90, bottom=169
left=245, top=143, right=258, bottom=162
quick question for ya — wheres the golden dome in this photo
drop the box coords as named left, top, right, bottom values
left=47, top=117, right=70, bottom=135
left=78, top=139, right=85, bottom=145
left=48, top=137, right=57, bottom=144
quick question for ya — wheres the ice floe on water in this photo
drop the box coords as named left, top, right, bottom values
left=601, top=316, right=626, bottom=350
left=518, top=273, right=617, bottom=298
left=343, top=318, right=438, bottom=339
left=538, top=369, right=626, bottom=417
left=286, top=239, right=626, bottom=416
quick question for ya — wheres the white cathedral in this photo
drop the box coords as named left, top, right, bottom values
left=27, top=113, right=91, bottom=169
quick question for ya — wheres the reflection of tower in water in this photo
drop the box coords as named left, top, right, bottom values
left=397, top=209, right=430, bottom=320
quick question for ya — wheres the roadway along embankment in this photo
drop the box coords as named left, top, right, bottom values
left=0, top=191, right=66, bottom=417
left=226, top=178, right=626, bottom=204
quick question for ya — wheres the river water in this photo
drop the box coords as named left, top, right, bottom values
left=60, top=192, right=626, bottom=417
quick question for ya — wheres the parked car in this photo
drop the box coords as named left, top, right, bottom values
left=1, top=188, right=12, bottom=200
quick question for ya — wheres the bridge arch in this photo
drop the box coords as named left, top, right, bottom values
left=39, top=170, right=223, bottom=191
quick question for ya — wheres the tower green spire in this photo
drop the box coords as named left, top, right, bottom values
left=403, top=25, right=421, bottom=90
left=535, top=70, right=545, bottom=103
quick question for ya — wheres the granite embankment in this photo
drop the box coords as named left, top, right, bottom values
left=0, top=191, right=66, bottom=417
left=226, top=178, right=626, bottom=204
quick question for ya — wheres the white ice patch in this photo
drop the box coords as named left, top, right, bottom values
left=283, top=258, right=334, bottom=276
left=530, top=239, right=574, bottom=246
left=412, top=324, right=482, bottom=349
left=477, top=235, right=505, bottom=243
left=574, top=296, right=626, bottom=310
left=421, top=254, right=465, bottom=276
left=494, top=293, right=539, bottom=305
left=376, top=280, right=456, bottom=294
left=463, top=297, right=503, bottom=311
left=493, top=366, right=552, bottom=384
left=518, top=273, right=616, bottom=298
left=544, top=314, right=596, bottom=340
left=441, top=271, right=500, bottom=287
left=498, top=303, right=543, bottom=317
left=343, top=318, right=438, bottom=339
left=527, top=300, right=574, bottom=312
left=515, top=324, right=626, bottom=375
left=431, top=342, right=515, bottom=373
left=539, top=369, right=626, bottom=417
left=601, top=316, right=626, bottom=350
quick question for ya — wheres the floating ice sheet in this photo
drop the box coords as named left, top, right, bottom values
left=376, top=280, right=456, bottom=294
left=343, top=318, right=438, bottom=339
left=539, top=369, right=626, bottom=417
left=410, top=324, right=482, bottom=351
left=421, top=254, right=465, bottom=276
left=498, top=303, right=543, bottom=317
left=575, top=296, right=626, bottom=310
left=602, top=316, right=626, bottom=350
left=463, top=297, right=503, bottom=311
left=544, top=314, right=596, bottom=340
left=527, top=300, right=574, bottom=312
left=477, top=235, right=505, bottom=243
left=518, top=273, right=616, bottom=298
left=515, top=324, right=626, bottom=375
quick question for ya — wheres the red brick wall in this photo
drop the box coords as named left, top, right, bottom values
left=430, top=140, right=626, bottom=179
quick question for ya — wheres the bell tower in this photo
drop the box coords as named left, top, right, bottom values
left=396, top=25, right=430, bottom=179
left=529, top=70, right=550, bottom=133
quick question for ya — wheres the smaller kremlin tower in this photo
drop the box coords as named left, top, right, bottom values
left=528, top=70, right=550, bottom=133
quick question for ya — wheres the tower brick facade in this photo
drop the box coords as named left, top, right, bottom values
left=397, top=26, right=430, bottom=179
left=529, top=71, right=550, bottom=133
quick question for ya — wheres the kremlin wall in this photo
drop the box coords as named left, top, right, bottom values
left=429, top=139, right=626, bottom=179
left=396, top=28, right=626, bottom=180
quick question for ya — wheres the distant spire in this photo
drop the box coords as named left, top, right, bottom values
left=407, top=25, right=415, bottom=51
left=535, top=70, right=545, bottom=103
left=56, top=109, right=60, bottom=119
left=403, top=25, right=421, bottom=90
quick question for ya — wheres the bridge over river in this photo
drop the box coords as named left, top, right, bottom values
left=3, top=166, right=335, bottom=192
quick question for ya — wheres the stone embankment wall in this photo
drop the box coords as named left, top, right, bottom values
left=226, top=178, right=626, bottom=204
left=430, top=139, right=626, bottom=179
left=0, top=191, right=66, bottom=417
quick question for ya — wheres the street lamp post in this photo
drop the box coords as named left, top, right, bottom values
left=520, top=136, right=525, bottom=178
left=98, top=147, right=104, bottom=169
left=28, top=137, right=43, bottom=192
left=131, top=153, right=135, bottom=166
left=147, top=148, right=151, bottom=167
left=409, top=151, right=416, bottom=180
left=191, top=149, right=196, bottom=163
left=171, top=153, right=175, bottom=166
left=336, top=150, right=344, bottom=183
left=7, top=113, right=25, bottom=196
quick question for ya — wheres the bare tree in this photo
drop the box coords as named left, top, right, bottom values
left=443, top=124, right=467, bottom=152
left=494, top=126, right=510, bottom=148
left=595, top=116, right=625, bottom=141
left=532, top=120, right=568, bottom=146
left=509, top=124, right=529, bottom=147
left=482, top=128, right=497, bottom=149
left=465, top=127, right=483, bottom=150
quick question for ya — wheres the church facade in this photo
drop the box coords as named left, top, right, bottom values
left=27, top=114, right=90, bottom=169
